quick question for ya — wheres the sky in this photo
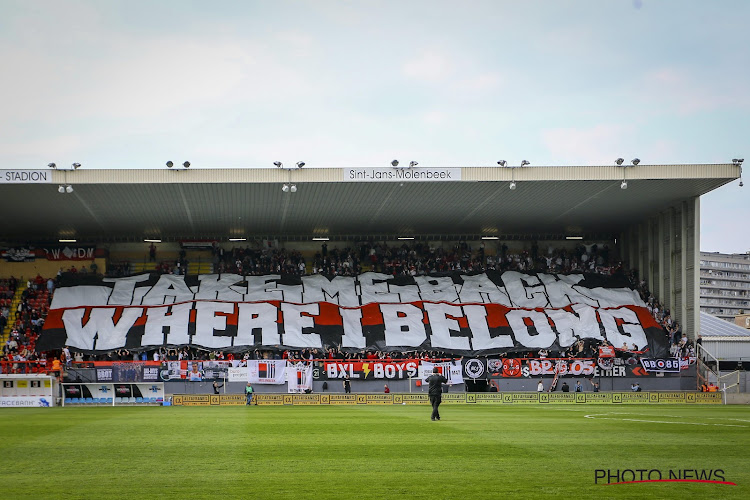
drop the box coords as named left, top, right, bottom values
left=0, top=0, right=747, bottom=252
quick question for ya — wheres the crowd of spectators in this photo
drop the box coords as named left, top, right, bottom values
left=1, top=275, right=55, bottom=373
left=633, top=274, right=695, bottom=359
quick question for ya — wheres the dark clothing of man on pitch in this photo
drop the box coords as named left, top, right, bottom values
left=426, top=369, right=448, bottom=421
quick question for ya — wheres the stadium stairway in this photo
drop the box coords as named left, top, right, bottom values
left=2, top=282, right=27, bottom=344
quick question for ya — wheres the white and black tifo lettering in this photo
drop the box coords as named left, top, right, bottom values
left=37, top=271, right=667, bottom=357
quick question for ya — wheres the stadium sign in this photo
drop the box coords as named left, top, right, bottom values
left=344, top=167, right=461, bottom=182
left=37, top=271, right=668, bottom=357
left=0, top=170, right=52, bottom=183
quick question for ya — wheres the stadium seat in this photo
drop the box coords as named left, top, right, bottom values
left=128, top=397, right=136, bottom=403
left=85, top=397, right=93, bottom=404
left=106, top=398, right=113, bottom=404
left=68, top=398, right=79, bottom=404
left=135, top=397, right=143, bottom=403
left=115, top=397, right=123, bottom=403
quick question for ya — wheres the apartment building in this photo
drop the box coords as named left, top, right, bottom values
left=700, top=251, right=750, bottom=321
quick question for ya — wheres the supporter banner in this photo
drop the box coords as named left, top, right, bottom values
left=640, top=358, right=681, bottom=373
left=248, top=360, right=287, bottom=384
left=287, top=363, right=313, bottom=393
left=1, top=248, right=35, bottom=262
left=96, top=362, right=160, bottom=382
left=37, top=271, right=668, bottom=357
left=43, top=246, right=97, bottom=261
left=419, top=361, right=463, bottom=385
left=484, top=357, right=670, bottom=379
left=462, top=358, right=487, bottom=380
left=321, top=360, right=419, bottom=380
left=344, top=167, right=461, bottom=182
left=228, top=367, right=248, bottom=382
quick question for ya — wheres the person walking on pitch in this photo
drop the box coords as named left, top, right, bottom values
left=426, top=367, right=448, bottom=421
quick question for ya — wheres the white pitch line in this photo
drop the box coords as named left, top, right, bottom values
left=585, top=411, right=750, bottom=423
left=584, top=414, right=748, bottom=428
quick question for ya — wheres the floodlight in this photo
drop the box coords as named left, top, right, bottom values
left=166, top=161, right=174, bottom=168
left=521, top=160, right=530, bottom=166
left=296, top=162, right=305, bottom=168
left=621, top=180, right=628, bottom=190
left=391, top=160, right=399, bottom=167
left=282, top=184, right=290, bottom=192
left=631, top=158, right=640, bottom=166
left=409, top=161, right=418, bottom=168
left=497, top=160, right=507, bottom=167
left=274, top=162, right=283, bottom=168
left=72, top=163, right=81, bottom=169
left=58, top=185, right=65, bottom=193
left=290, top=184, right=297, bottom=193
left=48, top=163, right=56, bottom=169
left=615, top=158, right=624, bottom=166
left=182, top=161, right=190, bottom=168
left=509, top=181, right=517, bottom=190
left=65, top=185, right=73, bottom=193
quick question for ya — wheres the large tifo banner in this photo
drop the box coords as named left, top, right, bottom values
left=37, top=271, right=668, bottom=357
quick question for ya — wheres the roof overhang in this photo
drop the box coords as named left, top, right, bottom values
left=0, top=163, right=739, bottom=243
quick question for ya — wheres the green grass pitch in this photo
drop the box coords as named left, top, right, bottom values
left=2, top=404, right=749, bottom=499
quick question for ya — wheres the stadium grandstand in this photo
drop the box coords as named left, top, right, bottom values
left=0, top=162, right=743, bottom=402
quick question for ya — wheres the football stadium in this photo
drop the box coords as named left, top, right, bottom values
left=1, top=162, right=749, bottom=499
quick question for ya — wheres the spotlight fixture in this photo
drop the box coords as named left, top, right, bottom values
left=509, top=181, right=517, bottom=190
left=391, top=160, right=399, bottom=167
left=732, top=158, right=744, bottom=165
left=409, top=161, right=418, bottom=168
left=740, top=180, right=744, bottom=187
left=290, top=184, right=297, bottom=193
left=497, top=160, right=507, bottom=167
left=621, top=180, right=628, bottom=190
left=166, top=161, right=174, bottom=168
left=66, top=185, right=74, bottom=193
left=47, top=163, right=57, bottom=169
left=296, top=162, right=305, bottom=168
left=282, top=184, right=290, bottom=192
left=72, top=163, right=81, bottom=169
left=631, top=158, right=640, bottom=166
left=182, top=161, right=190, bottom=168
left=615, top=158, right=624, bottom=166
left=58, top=185, right=65, bottom=193
left=274, top=161, right=283, bottom=168
left=521, top=160, right=530, bottom=166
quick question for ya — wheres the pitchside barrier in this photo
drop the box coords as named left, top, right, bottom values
left=170, top=391, right=722, bottom=406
